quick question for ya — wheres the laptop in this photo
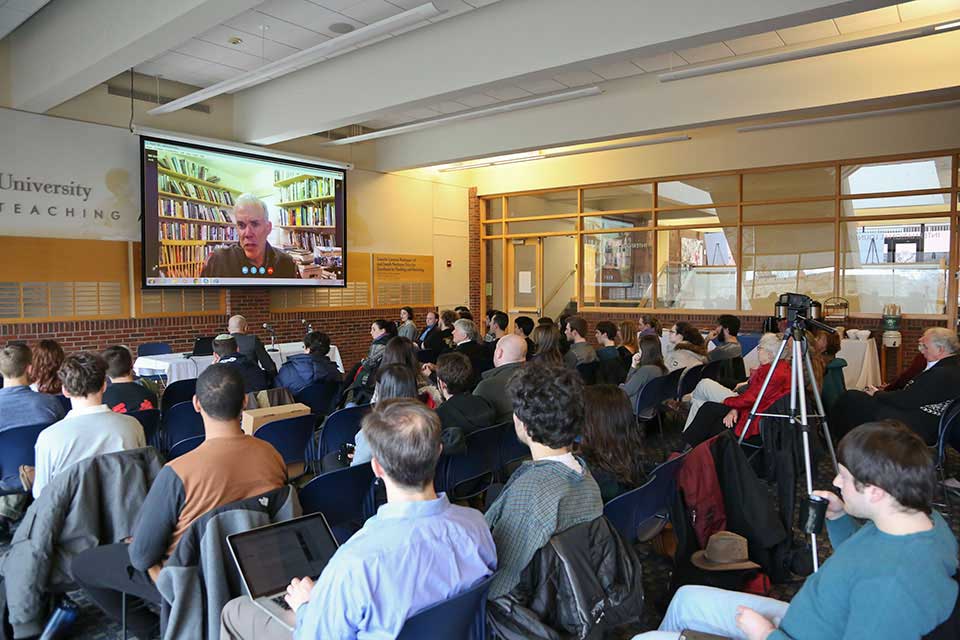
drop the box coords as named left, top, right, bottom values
left=191, top=336, right=215, bottom=357
left=227, top=513, right=340, bottom=631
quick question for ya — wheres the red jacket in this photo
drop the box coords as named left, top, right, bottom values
left=724, top=360, right=791, bottom=439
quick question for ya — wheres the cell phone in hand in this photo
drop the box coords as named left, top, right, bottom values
left=680, top=630, right=733, bottom=640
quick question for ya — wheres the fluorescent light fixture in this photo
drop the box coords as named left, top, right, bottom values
left=660, top=18, right=960, bottom=83
left=147, top=2, right=441, bottom=115
left=438, top=135, right=690, bottom=172
left=736, top=99, right=960, bottom=133
left=132, top=125, right=353, bottom=169
left=322, top=86, right=603, bottom=146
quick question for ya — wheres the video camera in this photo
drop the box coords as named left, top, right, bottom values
left=774, top=293, right=833, bottom=333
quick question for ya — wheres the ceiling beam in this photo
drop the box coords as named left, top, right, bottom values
left=8, top=0, right=261, bottom=113
left=232, top=0, right=898, bottom=145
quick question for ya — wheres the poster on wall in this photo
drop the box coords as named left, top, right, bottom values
left=0, top=107, right=140, bottom=241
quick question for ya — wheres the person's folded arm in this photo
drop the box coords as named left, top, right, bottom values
left=128, top=466, right=184, bottom=572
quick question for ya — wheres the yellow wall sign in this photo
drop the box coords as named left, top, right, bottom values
left=373, top=253, right=434, bottom=306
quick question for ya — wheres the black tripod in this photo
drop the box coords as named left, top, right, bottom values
left=736, top=315, right=839, bottom=572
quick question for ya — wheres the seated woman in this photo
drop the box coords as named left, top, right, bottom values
left=351, top=364, right=420, bottom=466
left=31, top=339, right=65, bottom=395
left=342, top=319, right=395, bottom=405
left=530, top=324, right=565, bottom=367
left=275, top=331, right=341, bottom=394
left=579, top=385, right=648, bottom=502
left=616, top=320, right=638, bottom=370
left=380, top=336, right=442, bottom=407
left=666, top=321, right=708, bottom=371
left=683, top=332, right=791, bottom=447
left=821, top=330, right=847, bottom=412
left=621, top=334, right=667, bottom=412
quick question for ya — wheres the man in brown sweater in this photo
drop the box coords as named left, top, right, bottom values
left=72, top=364, right=287, bottom=635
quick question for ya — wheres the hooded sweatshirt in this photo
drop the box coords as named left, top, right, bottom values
left=436, top=393, right=496, bottom=454
left=276, top=352, right=342, bottom=394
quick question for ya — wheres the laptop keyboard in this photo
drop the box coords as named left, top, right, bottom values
left=271, top=595, right=291, bottom=611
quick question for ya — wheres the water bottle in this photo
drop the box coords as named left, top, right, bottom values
left=38, top=598, right=79, bottom=640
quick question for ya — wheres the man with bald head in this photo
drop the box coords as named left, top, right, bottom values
left=227, top=315, right=278, bottom=379
left=473, top=333, right=528, bottom=424
left=830, top=326, right=960, bottom=445
left=200, top=194, right=300, bottom=279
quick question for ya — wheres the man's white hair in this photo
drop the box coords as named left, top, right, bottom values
left=232, top=193, right=269, bottom=220
left=925, top=327, right=959, bottom=355
left=453, top=318, right=479, bottom=342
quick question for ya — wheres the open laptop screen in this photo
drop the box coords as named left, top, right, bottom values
left=229, top=513, right=339, bottom=599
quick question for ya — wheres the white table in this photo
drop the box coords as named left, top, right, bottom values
left=742, top=337, right=881, bottom=391
left=134, top=342, right=344, bottom=384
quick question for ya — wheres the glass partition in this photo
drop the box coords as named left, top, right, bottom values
left=582, top=230, right=654, bottom=309
left=655, top=226, right=737, bottom=309
left=507, top=191, right=577, bottom=217
left=741, top=223, right=835, bottom=312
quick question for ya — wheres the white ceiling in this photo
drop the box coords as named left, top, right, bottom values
left=133, top=0, right=502, bottom=89
left=0, top=0, right=51, bottom=41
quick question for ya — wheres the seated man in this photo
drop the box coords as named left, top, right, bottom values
left=213, top=334, right=269, bottom=393
left=72, top=365, right=287, bottom=635
left=634, top=420, right=958, bottom=640
left=276, top=331, right=342, bottom=394
left=513, top=315, right=536, bottom=359
left=102, top=345, right=158, bottom=413
left=831, top=327, right=960, bottom=444
left=0, top=342, right=65, bottom=432
left=706, top=314, right=742, bottom=363
left=33, top=352, right=145, bottom=498
left=563, top=316, right=598, bottom=369
left=436, top=352, right=496, bottom=454
left=474, top=334, right=527, bottom=424
left=229, top=314, right=279, bottom=379
left=485, top=363, right=603, bottom=598
left=220, top=398, right=497, bottom=639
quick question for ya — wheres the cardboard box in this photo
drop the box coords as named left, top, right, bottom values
left=241, top=402, right=311, bottom=435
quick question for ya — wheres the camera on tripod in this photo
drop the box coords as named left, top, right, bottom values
left=774, top=292, right=822, bottom=323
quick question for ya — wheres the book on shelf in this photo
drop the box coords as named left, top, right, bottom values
left=283, top=203, right=335, bottom=227
left=159, top=242, right=232, bottom=278
left=284, top=231, right=337, bottom=252
left=160, top=221, right=238, bottom=242
left=157, top=156, right=222, bottom=184
left=160, top=197, right=232, bottom=223
left=276, top=175, right=336, bottom=203
left=159, top=174, right=235, bottom=205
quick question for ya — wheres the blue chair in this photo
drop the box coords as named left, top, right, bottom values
left=634, top=375, right=676, bottom=438
left=55, top=395, right=71, bottom=414
left=316, top=404, right=372, bottom=459
left=738, top=333, right=761, bottom=356
left=0, top=423, right=48, bottom=495
left=496, top=421, right=529, bottom=481
left=128, top=409, right=161, bottom=449
left=299, top=463, right=376, bottom=544
left=161, top=401, right=204, bottom=454
left=677, top=364, right=705, bottom=399
left=700, top=360, right=722, bottom=382
left=436, top=424, right=504, bottom=500
left=138, top=342, right=172, bottom=357
left=396, top=573, right=495, bottom=640
left=660, top=367, right=684, bottom=401
left=160, top=379, right=197, bottom=415
left=168, top=435, right=204, bottom=460
left=603, top=451, right=688, bottom=545
left=934, top=399, right=960, bottom=506
left=294, top=381, right=340, bottom=418
left=255, top=414, right=316, bottom=478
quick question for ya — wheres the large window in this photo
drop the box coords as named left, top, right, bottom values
left=480, top=152, right=959, bottom=318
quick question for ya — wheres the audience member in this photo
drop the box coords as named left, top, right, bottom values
left=622, top=334, right=668, bottom=411
left=514, top=315, right=536, bottom=357
left=228, top=314, right=278, bottom=379
left=638, top=315, right=661, bottom=337
left=30, top=338, right=64, bottom=395
left=882, top=351, right=927, bottom=391
left=455, top=305, right=473, bottom=320
left=580, top=385, right=647, bottom=502
left=416, top=310, right=440, bottom=349
left=397, top=306, right=418, bottom=341
left=705, top=314, right=742, bottom=363
left=557, top=314, right=572, bottom=355
left=594, top=321, right=620, bottom=362
left=683, top=332, right=790, bottom=446
left=563, top=316, right=598, bottom=368
left=435, top=352, right=496, bottom=454
left=617, top=320, right=639, bottom=369
left=33, top=352, right=145, bottom=499
left=212, top=334, right=268, bottom=393
left=666, top=322, right=708, bottom=371
left=488, top=311, right=509, bottom=344
left=380, top=336, right=441, bottom=406
left=830, top=327, right=960, bottom=445
left=635, top=420, right=957, bottom=640
left=275, top=331, right=341, bottom=394
left=428, top=309, right=457, bottom=353
left=485, top=363, right=603, bottom=598
left=221, top=399, right=496, bottom=639
left=453, top=318, right=489, bottom=371
left=483, top=309, right=499, bottom=343
left=0, top=343, right=65, bottom=432
left=73, top=365, right=286, bottom=635
left=537, top=317, right=554, bottom=327
left=530, top=324, right=564, bottom=367
left=352, top=364, right=422, bottom=466
left=821, top=331, right=848, bottom=411
left=101, top=345, right=157, bottom=413
left=474, top=334, right=527, bottom=424
left=362, top=319, right=393, bottom=372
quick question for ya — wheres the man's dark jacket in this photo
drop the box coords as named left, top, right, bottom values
left=473, top=361, right=523, bottom=424
left=436, top=393, right=496, bottom=454
left=231, top=332, right=278, bottom=377
left=217, top=352, right=268, bottom=393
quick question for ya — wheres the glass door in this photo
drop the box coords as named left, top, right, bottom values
left=508, top=238, right=541, bottom=315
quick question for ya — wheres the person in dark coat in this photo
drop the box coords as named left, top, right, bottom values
left=435, top=352, right=496, bottom=454
left=275, top=331, right=342, bottom=395
left=212, top=335, right=268, bottom=393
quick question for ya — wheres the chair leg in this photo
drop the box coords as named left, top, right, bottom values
left=121, top=591, right=127, bottom=640
left=657, top=412, right=664, bottom=440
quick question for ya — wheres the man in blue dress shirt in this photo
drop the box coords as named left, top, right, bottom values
left=220, top=398, right=497, bottom=639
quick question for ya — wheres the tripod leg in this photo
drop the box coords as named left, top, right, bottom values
left=737, top=335, right=790, bottom=445
left=794, top=335, right=820, bottom=573
left=803, top=348, right=839, bottom=475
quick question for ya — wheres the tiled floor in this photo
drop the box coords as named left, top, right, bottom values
left=3, top=413, right=958, bottom=640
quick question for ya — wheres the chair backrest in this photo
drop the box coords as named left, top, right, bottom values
left=168, top=435, right=205, bottom=460
left=496, top=421, right=530, bottom=474
left=634, top=375, right=670, bottom=420
left=603, top=451, right=687, bottom=545
left=0, top=423, right=49, bottom=494
left=129, top=408, right=162, bottom=449
left=576, top=361, right=600, bottom=385
left=660, top=368, right=684, bottom=401
left=436, top=424, right=504, bottom=499
left=161, top=401, right=205, bottom=452
left=700, top=360, right=722, bottom=381
left=55, top=394, right=72, bottom=414
left=254, top=414, right=317, bottom=465
left=317, top=404, right=372, bottom=458
left=138, top=342, right=173, bottom=357
left=293, top=381, right=341, bottom=417
left=936, top=398, right=960, bottom=464
left=161, top=378, right=198, bottom=415
left=298, top=463, right=375, bottom=529
left=677, top=364, right=705, bottom=399
left=396, top=573, right=495, bottom=640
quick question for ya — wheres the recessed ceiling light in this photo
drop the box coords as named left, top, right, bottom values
left=228, top=36, right=243, bottom=45
left=330, top=22, right=355, bottom=34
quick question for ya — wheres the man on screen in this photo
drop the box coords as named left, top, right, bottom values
left=200, top=194, right=300, bottom=279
